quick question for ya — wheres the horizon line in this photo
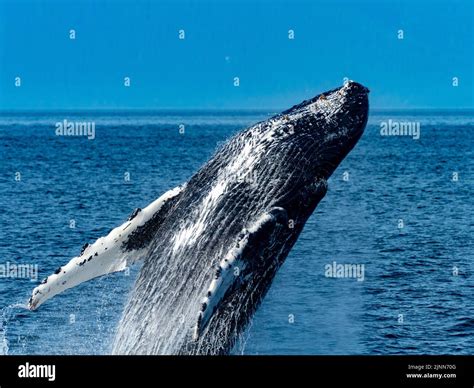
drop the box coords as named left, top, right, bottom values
left=1, top=107, right=474, bottom=113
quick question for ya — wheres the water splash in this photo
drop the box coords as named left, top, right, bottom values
left=0, top=303, right=28, bottom=355
left=234, top=318, right=253, bottom=355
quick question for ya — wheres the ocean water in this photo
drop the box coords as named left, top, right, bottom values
left=0, top=110, right=472, bottom=355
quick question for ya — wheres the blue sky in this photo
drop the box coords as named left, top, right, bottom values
left=0, top=0, right=472, bottom=110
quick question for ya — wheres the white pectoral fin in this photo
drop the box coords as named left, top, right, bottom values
left=28, top=185, right=184, bottom=311
left=193, top=207, right=287, bottom=341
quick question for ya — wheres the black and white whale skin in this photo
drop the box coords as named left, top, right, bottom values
left=28, top=81, right=369, bottom=355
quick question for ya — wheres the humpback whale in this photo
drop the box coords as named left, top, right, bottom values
left=28, top=81, right=369, bottom=355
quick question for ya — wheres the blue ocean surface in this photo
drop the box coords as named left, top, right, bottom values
left=0, top=110, right=472, bottom=355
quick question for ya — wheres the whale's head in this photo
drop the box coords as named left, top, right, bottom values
left=241, top=81, right=370, bottom=213
left=278, top=81, right=369, bottom=180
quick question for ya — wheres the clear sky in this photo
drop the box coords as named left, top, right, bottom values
left=0, top=0, right=472, bottom=110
